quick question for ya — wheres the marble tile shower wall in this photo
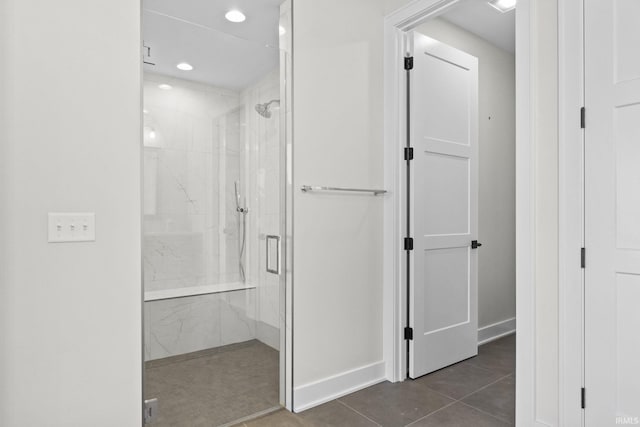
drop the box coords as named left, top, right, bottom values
left=143, top=74, right=256, bottom=360
left=142, top=72, right=282, bottom=360
left=243, top=70, right=282, bottom=350
left=145, top=291, right=257, bottom=361
left=221, top=107, right=245, bottom=284
left=143, top=73, right=241, bottom=291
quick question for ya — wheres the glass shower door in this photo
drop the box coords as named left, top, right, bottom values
left=141, top=0, right=291, bottom=423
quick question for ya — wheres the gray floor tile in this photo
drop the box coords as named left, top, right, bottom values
left=487, top=333, right=515, bottom=350
left=338, top=381, right=454, bottom=427
left=145, top=340, right=280, bottom=427
left=300, top=401, right=380, bottom=426
left=150, top=334, right=516, bottom=427
left=461, top=375, right=515, bottom=424
left=467, top=335, right=515, bottom=376
left=416, top=360, right=505, bottom=400
left=410, top=402, right=511, bottom=427
left=240, top=402, right=379, bottom=427
left=242, top=409, right=308, bottom=427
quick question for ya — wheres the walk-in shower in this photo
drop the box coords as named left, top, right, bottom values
left=141, top=0, right=290, bottom=423
left=142, top=69, right=284, bottom=425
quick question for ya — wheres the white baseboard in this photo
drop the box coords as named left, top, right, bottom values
left=292, top=322, right=515, bottom=413
left=293, top=361, right=386, bottom=413
left=478, top=317, right=516, bottom=345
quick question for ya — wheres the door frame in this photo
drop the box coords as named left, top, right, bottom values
left=383, top=0, right=584, bottom=424
left=557, top=0, right=583, bottom=425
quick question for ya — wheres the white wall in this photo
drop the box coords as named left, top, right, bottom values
left=384, top=0, right=414, bottom=15
left=531, top=0, right=559, bottom=423
left=414, top=19, right=516, bottom=332
left=0, top=1, right=142, bottom=426
left=292, top=0, right=387, bottom=408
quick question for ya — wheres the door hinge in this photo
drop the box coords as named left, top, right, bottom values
left=404, top=147, right=414, bottom=161
left=581, top=247, right=586, bottom=269
left=471, top=240, right=483, bottom=249
left=581, top=387, right=586, bottom=409
left=404, top=56, right=414, bottom=70
left=580, top=107, right=585, bottom=129
left=404, top=237, right=414, bottom=251
left=404, top=327, right=413, bottom=340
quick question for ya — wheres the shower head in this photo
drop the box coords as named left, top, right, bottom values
left=255, top=103, right=271, bottom=118
left=255, top=99, right=280, bottom=118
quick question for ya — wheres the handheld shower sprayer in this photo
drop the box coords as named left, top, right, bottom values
left=234, top=180, right=248, bottom=283
left=234, top=181, right=248, bottom=214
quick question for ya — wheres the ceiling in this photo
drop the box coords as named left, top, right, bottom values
left=440, top=0, right=515, bottom=54
left=143, top=0, right=283, bottom=91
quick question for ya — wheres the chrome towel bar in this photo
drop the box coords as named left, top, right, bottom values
left=301, top=185, right=387, bottom=196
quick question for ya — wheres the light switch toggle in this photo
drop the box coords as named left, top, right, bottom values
left=48, top=213, right=96, bottom=243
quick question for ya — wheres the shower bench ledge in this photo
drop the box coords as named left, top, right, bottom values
left=144, top=282, right=256, bottom=302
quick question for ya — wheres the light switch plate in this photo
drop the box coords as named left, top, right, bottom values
left=48, top=213, right=96, bottom=243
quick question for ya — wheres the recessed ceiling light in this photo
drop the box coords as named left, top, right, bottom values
left=279, top=25, right=286, bottom=36
left=158, top=84, right=172, bottom=90
left=176, top=62, right=193, bottom=71
left=488, top=0, right=516, bottom=13
left=225, top=10, right=246, bottom=23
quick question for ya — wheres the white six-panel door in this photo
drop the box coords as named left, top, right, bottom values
left=409, top=32, right=478, bottom=378
left=585, top=1, right=640, bottom=423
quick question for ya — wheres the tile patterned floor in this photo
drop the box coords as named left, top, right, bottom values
left=145, top=340, right=280, bottom=427
left=238, top=334, right=515, bottom=427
